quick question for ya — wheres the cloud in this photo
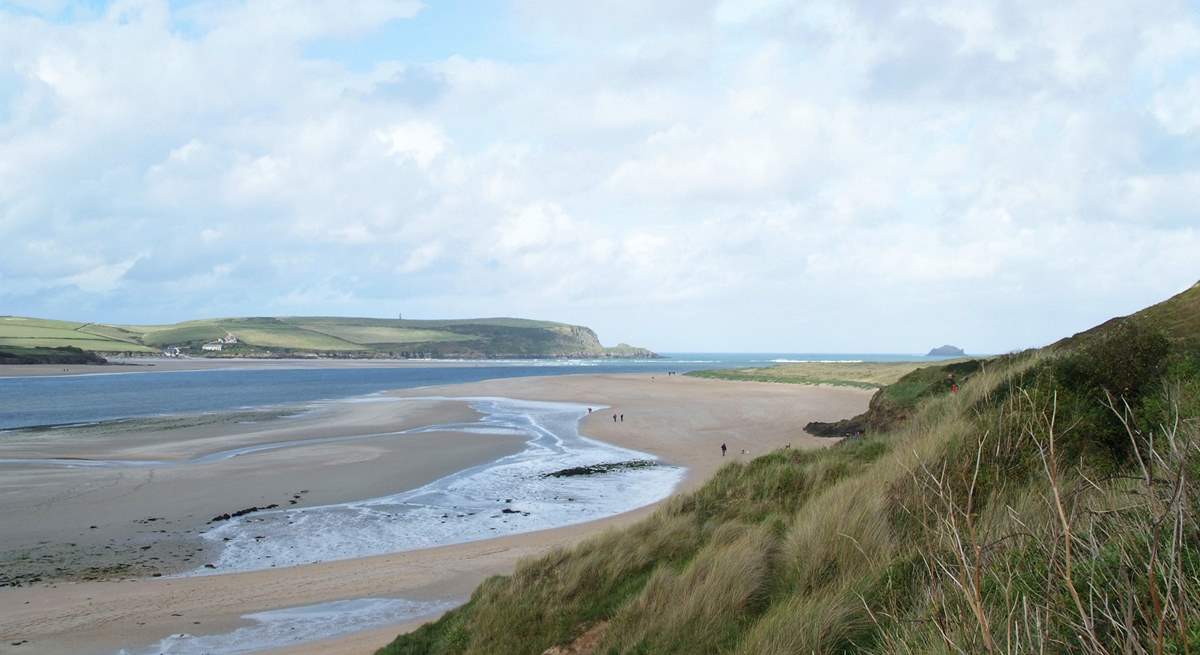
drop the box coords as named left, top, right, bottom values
left=376, top=121, right=446, bottom=168
left=176, top=0, right=424, bottom=41
left=396, top=242, right=441, bottom=273
left=0, top=1, right=1197, bottom=352
left=66, top=256, right=141, bottom=293
left=1152, top=74, right=1200, bottom=136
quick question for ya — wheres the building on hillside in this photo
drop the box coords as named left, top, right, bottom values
left=221, top=333, right=238, bottom=344
left=162, top=346, right=182, bottom=357
left=202, top=341, right=223, bottom=351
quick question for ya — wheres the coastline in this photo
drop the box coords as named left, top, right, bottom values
left=0, top=373, right=871, bottom=654
left=0, top=356, right=666, bottom=379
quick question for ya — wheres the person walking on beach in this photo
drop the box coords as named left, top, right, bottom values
left=721, top=442, right=727, bottom=457
left=620, top=414, right=624, bottom=422
left=613, top=414, right=618, bottom=423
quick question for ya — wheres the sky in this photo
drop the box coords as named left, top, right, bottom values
left=1, top=0, right=1198, bottom=354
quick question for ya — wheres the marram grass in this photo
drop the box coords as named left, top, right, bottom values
left=380, top=328, right=1200, bottom=654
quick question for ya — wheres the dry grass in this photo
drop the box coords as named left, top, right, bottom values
left=871, top=382, right=1200, bottom=654
left=379, top=349, right=1200, bottom=655
left=601, top=522, right=777, bottom=653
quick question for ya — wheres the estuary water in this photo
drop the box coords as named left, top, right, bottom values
left=0, top=353, right=947, bottom=431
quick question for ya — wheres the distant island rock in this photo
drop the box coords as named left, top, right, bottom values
left=927, top=345, right=965, bottom=356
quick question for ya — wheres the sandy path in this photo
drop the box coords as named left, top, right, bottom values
left=0, top=373, right=870, bottom=655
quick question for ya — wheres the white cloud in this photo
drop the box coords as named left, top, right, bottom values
left=1152, top=75, right=1200, bottom=136
left=376, top=121, right=446, bottom=169
left=177, top=0, right=424, bottom=41
left=396, top=242, right=441, bottom=273
left=4, top=0, right=69, bottom=13
left=0, top=1, right=1198, bottom=351
left=66, top=256, right=140, bottom=293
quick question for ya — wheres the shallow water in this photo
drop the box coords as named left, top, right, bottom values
left=196, top=397, right=684, bottom=573
left=117, top=597, right=457, bottom=655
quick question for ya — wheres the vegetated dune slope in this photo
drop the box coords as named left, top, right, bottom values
left=380, top=280, right=1200, bottom=655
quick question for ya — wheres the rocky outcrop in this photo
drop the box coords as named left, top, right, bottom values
left=602, top=343, right=659, bottom=358
left=542, top=460, right=657, bottom=478
left=927, top=345, right=965, bottom=356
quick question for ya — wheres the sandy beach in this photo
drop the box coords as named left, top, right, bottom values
left=0, top=373, right=871, bottom=654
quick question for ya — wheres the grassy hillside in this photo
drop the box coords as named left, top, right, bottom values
left=0, top=345, right=108, bottom=365
left=1056, top=280, right=1200, bottom=351
left=0, top=317, right=155, bottom=352
left=0, top=316, right=655, bottom=359
left=379, top=281, right=1200, bottom=654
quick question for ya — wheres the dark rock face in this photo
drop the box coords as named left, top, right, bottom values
left=541, top=460, right=658, bottom=478
left=805, top=385, right=909, bottom=438
left=804, top=415, right=868, bottom=438
left=927, top=345, right=965, bottom=356
left=208, top=504, right=279, bottom=523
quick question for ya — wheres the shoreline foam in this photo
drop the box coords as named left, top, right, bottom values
left=117, top=597, right=459, bottom=655
left=198, top=397, right=684, bottom=574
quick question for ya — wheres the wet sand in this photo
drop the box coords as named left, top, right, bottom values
left=0, top=373, right=871, bottom=654
left=0, top=399, right=517, bottom=586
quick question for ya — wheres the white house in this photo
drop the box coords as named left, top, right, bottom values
left=202, top=341, right=223, bottom=351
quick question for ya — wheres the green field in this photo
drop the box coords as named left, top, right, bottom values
left=134, top=322, right=229, bottom=347
left=0, top=315, right=652, bottom=359
left=0, top=316, right=85, bottom=330
left=0, top=317, right=156, bottom=352
left=226, top=325, right=367, bottom=351
left=0, top=337, right=155, bottom=352
left=75, top=323, right=145, bottom=345
left=686, top=360, right=933, bottom=389
left=289, top=322, right=476, bottom=345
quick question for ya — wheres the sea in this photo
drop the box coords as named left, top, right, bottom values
left=0, top=353, right=948, bottom=432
